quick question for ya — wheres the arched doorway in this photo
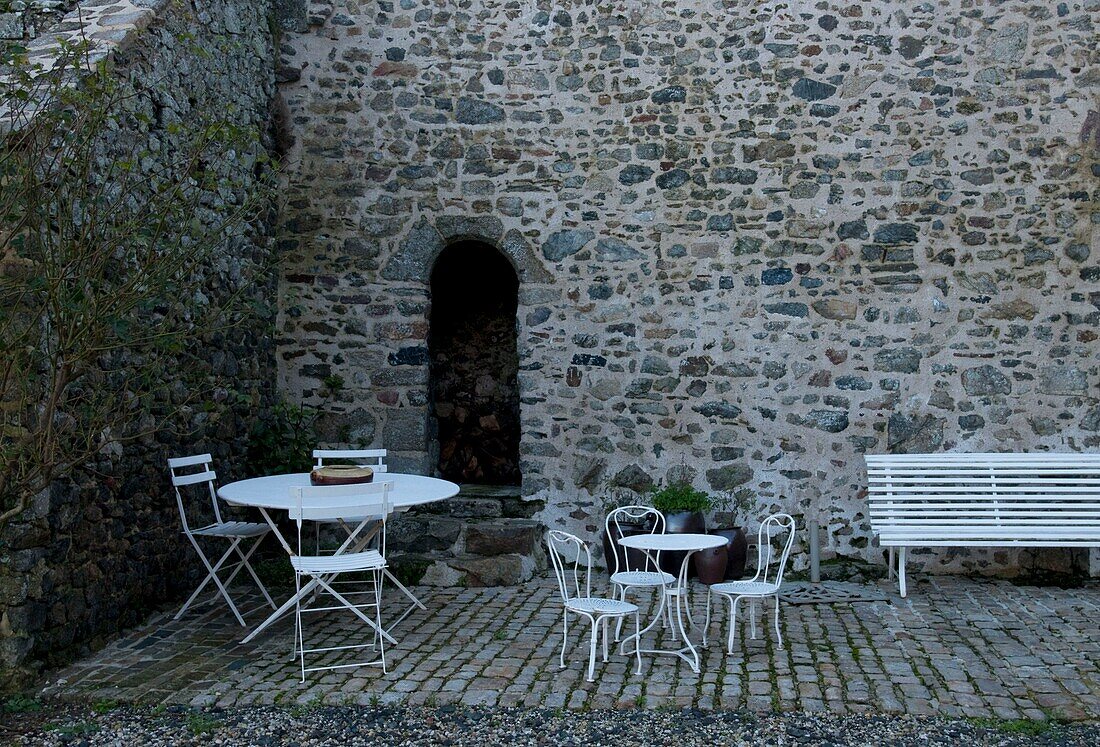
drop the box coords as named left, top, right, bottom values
left=429, top=241, right=521, bottom=486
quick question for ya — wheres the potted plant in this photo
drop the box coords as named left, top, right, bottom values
left=708, top=490, right=750, bottom=581
left=651, top=481, right=713, bottom=578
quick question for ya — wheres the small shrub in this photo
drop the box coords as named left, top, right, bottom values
left=650, top=482, right=713, bottom=515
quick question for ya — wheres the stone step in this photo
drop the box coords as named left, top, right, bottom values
left=418, top=483, right=544, bottom=519
left=390, top=552, right=541, bottom=588
left=464, top=518, right=542, bottom=557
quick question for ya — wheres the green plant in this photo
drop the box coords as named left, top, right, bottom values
left=650, top=481, right=712, bottom=515
left=48, top=721, right=99, bottom=738
left=0, top=36, right=275, bottom=528
left=245, top=375, right=343, bottom=476
left=2, top=693, right=42, bottom=713
left=91, top=698, right=120, bottom=714
left=186, top=712, right=221, bottom=735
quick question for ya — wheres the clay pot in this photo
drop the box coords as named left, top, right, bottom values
left=712, top=526, right=749, bottom=580
left=694, top=542, right=729, bottom=585
left=659, top=510, right=706, bottom=578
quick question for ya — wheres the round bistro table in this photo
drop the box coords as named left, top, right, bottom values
left=219, top=472, right=459, bottom=643
left=617, top=532, right=726, bottom=673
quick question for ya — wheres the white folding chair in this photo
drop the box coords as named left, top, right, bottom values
left=310, top=449, right=388, bottom=551
left=313, top=448, right=388, bottom=473
left=289, top=482, right=393, bottom=681
left=547, top=530, right=642, bottom=682
left=704, top=513, right=796, bottom=652
left=605, top=506, right=675, bottom=641
left=168, top=454, right=276, bottom=626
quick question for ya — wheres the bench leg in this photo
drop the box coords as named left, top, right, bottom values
left=887, top=548, right=895, bottom=580
left=898, top=547, right=907, bottom=598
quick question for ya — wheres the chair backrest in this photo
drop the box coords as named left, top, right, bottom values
left=605, top=505, right=665, bottom=576
left=313, top=448, right=388, bottom=473
left=167, top=453, right=222, bottom=532
left=546, top=530, right=592, bottom=604
left=751, top=513, right=796, bottom=587
left=289, top=482, right=393, bottom=556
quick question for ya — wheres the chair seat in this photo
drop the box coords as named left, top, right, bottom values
left=291, top=550, right=386, bottom=574
left=565, top=597, right=638, bottom=616
left=610, top=570, right=674, bottom=587
left=711, top=580, right=780, bottom=597
left=192, top=521, right=270, bottom=539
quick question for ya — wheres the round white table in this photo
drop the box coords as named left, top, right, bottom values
left=218, top=472, right=459, bottom=512
left=219, top=472, right=459, bottom=643
left=618, top=532, right=726, bottom=673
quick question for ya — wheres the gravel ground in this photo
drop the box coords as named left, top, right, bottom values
left=3, top=705, right=1099, bottom=747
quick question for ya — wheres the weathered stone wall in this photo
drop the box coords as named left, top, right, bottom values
left=0, top=0, right=277, bottom=686
left=276, top=1, right=1099, bottom=574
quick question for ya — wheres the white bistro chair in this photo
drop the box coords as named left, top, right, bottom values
left=704, top=513, right=796, bottom=652
left=289, top=481, right=393, bottom=681
left=605, top=506, right=675, bottom=640
left=168, top=454, right=276, bottom=626
left=547, top=530, right=642, bottom=682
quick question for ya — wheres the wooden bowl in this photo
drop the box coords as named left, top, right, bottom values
left=310, top=465, right=375, bottom=486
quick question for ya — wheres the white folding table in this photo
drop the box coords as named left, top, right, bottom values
left=219, top=472, right=459, bottom=643
left=617, top=532, right=726, bottom=673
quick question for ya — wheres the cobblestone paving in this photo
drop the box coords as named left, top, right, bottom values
left=40, top=575, right=1100, bottom=721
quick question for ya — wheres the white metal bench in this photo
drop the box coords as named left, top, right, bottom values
left=865, top=453, right=1100, bottom=596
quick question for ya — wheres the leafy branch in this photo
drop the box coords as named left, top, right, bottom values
left=0, top=37, right=276, bottom=529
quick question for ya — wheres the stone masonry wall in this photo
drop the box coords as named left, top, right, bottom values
left=276, top=1, right=1099, bottom=575
left=0, top=0, right=277, bottom=686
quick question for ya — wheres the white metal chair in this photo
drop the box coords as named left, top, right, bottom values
left=168, top=454, right=276, bottom=626
left=605, top=506, right=675, bottom=640
left=704, top=513, right=796, bottom=653
left=547, top=530, right=642, bottom=682
left=313, top=448, right=388, bottom=473
left=310, top=448, right=388, bottom=551
left=289, top=481, right=393, bottom=681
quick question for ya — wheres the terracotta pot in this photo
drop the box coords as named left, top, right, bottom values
left=694, top=542, right=728, bottom=585
left=659, top=510, right=706, bottom=578
left=601, top=519, right=654, bottom=579
left=712, top=526, right=749, bottom=580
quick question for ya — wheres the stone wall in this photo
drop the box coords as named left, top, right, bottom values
left=0, top=0, right=277, bottom=686
left=276, top=1, right=1099, bottom=575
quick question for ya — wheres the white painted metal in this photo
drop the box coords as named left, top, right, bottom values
left=289, top=482, right=393, bottom=681
left=865, top=453, right=1100, bottom=597
left=605, top=506, right=675, bottom=641
left=312, top=448, right=388, bottom=472
left=167, top=454, right=276, bottom=626
left=546, top=530, right=642, bottom=682
left=218, top=472, right=458, bottom=511
left=704, top=513, right=796, bottom=654
left=618, top=532, right=726, bottom=674
left=310, top=449, right=388, bottom=552
left=218, top=472, right=458, bottom=644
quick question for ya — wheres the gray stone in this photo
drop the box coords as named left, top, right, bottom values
left=705, top=464, right=753, bottom=491
left=542, top=229, right=594, bottom=261
left=465, top=519, right=542, bottom=556
left=455, top=97, right=505, bottom=124
left=1038, top=366, right=1087, bottom=395
left=874, top=347, right=922, bottom=373
left=609, top=464, right=655, bottom=492
left=961, top=365, right=1012, bottom=396
left=595, top=237, right=643, bottom=261
left=792, top=78, right=836, bottom=101
left=887, top=413, right=945, bottom=453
